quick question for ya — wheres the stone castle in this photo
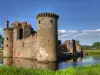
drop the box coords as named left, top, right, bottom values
left=3, top=12, right=82, bottom=62
left=59, top=40, right=82, bottom=54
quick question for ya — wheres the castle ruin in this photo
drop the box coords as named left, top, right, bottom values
left=59, top=40, right=82, bottom=53
left=3, top=12, right=82, bottom=62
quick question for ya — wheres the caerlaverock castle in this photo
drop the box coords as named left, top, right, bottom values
left=3, top=13, right=82, bottom=62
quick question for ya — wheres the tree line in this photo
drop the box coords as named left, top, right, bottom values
left=0, top=35, right=4, bottom=49
left=81, top=42, right=100, bottom=50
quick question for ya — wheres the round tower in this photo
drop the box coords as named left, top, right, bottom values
left=3, top=20, right=13, bottom=57
left=36, top=13, right=59, bottom=61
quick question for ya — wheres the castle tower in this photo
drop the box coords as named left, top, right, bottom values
left=3, top=20, right=13, bottom=57
left=36, top=13, right=59, bottom=61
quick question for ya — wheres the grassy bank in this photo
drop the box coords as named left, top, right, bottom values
left=83, top=50, right=100, bottom=55
left=1, top=64, right=100, bottom=75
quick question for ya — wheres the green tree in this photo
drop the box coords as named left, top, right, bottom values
left=92, top=42, right=100, bottom=49
left=0, top=35, right=4, bottom=49
left=81, top=45, right=92, bottom=50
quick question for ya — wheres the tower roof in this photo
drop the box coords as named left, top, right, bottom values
left=36, top=12, right=59, bottom=19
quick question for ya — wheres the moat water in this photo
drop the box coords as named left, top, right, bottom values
left=0, top=56, right=100, bottom=71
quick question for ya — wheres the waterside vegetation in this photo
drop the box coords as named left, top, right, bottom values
left=1, top=64, right=100, bottom=75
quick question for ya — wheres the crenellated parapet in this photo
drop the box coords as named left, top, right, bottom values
left=36, top=12, right=59, bottom=19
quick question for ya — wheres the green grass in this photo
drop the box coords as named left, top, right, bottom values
left=83, top=50, right=100, bottom=55
left=83, top=50, right=100, bottom=52
left=0, top=66, right=54, bottom=75
left=1, top=64, right=100, bottom=75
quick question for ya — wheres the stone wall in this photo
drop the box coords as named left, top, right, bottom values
left=13, top=35, right=37, bottom=59
left=23, top=25, right=32, bottom=38
left=76, top=41, right=82, bottom=53
left=63, top=40, right=70, bottom=52
left=60, top=40, right=82, bottom=53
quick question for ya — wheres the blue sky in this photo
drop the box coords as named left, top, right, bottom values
left=0, top=0, right=100, bottom=45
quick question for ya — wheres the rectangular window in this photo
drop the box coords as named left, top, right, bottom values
left=7, top=37, right=8, bottom=40
left=6, top=44, right=8, bottom=47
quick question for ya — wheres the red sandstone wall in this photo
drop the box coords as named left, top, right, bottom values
left=13, top=35, right=37, bottom=59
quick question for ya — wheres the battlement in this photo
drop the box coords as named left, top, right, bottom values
left=36, top=12, right=59, bottom=19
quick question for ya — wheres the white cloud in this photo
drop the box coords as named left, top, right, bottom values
left=58, top=29, right=78, bottom=38
left=83, top=29, right=100, bottom=33
left=67, top=30, right=78, bottom=33
left=0, top=28, right=2, bottom=31
left=58, top=29, right=100, bottom=45
left=58, top=29, right=100, bottom=38
left=96, top=29, right=100, bottom=31
left=58, top=30, right=67, bottom=33
left=59, top=34, right=68, bottom=38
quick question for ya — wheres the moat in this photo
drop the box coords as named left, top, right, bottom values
left=0, top=56, right=100, bottom=71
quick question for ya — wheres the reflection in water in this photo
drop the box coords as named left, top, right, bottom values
left=3, top=57, right=83, bottom=70
left=2, top=56, right=100, bottom=70
left=59, top=57, right=82, bottom=69
left=3, top=58, right=58, bottom=71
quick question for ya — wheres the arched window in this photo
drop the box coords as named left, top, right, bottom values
left=19, top=28, right=23, bottom=39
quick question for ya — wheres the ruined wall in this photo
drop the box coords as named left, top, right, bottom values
left=12, top=20, right=38, bottom=59
left=13, top=35, right=37, bottom=59
left=23, top=26, right=31, bottom=38
left=12, top=21, right=33, bottom=39
left=61, top=40, right=82, bottom=53
left=76, top=41, right=82, bottom=53
left=63, top=40, right=70, bottom=52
